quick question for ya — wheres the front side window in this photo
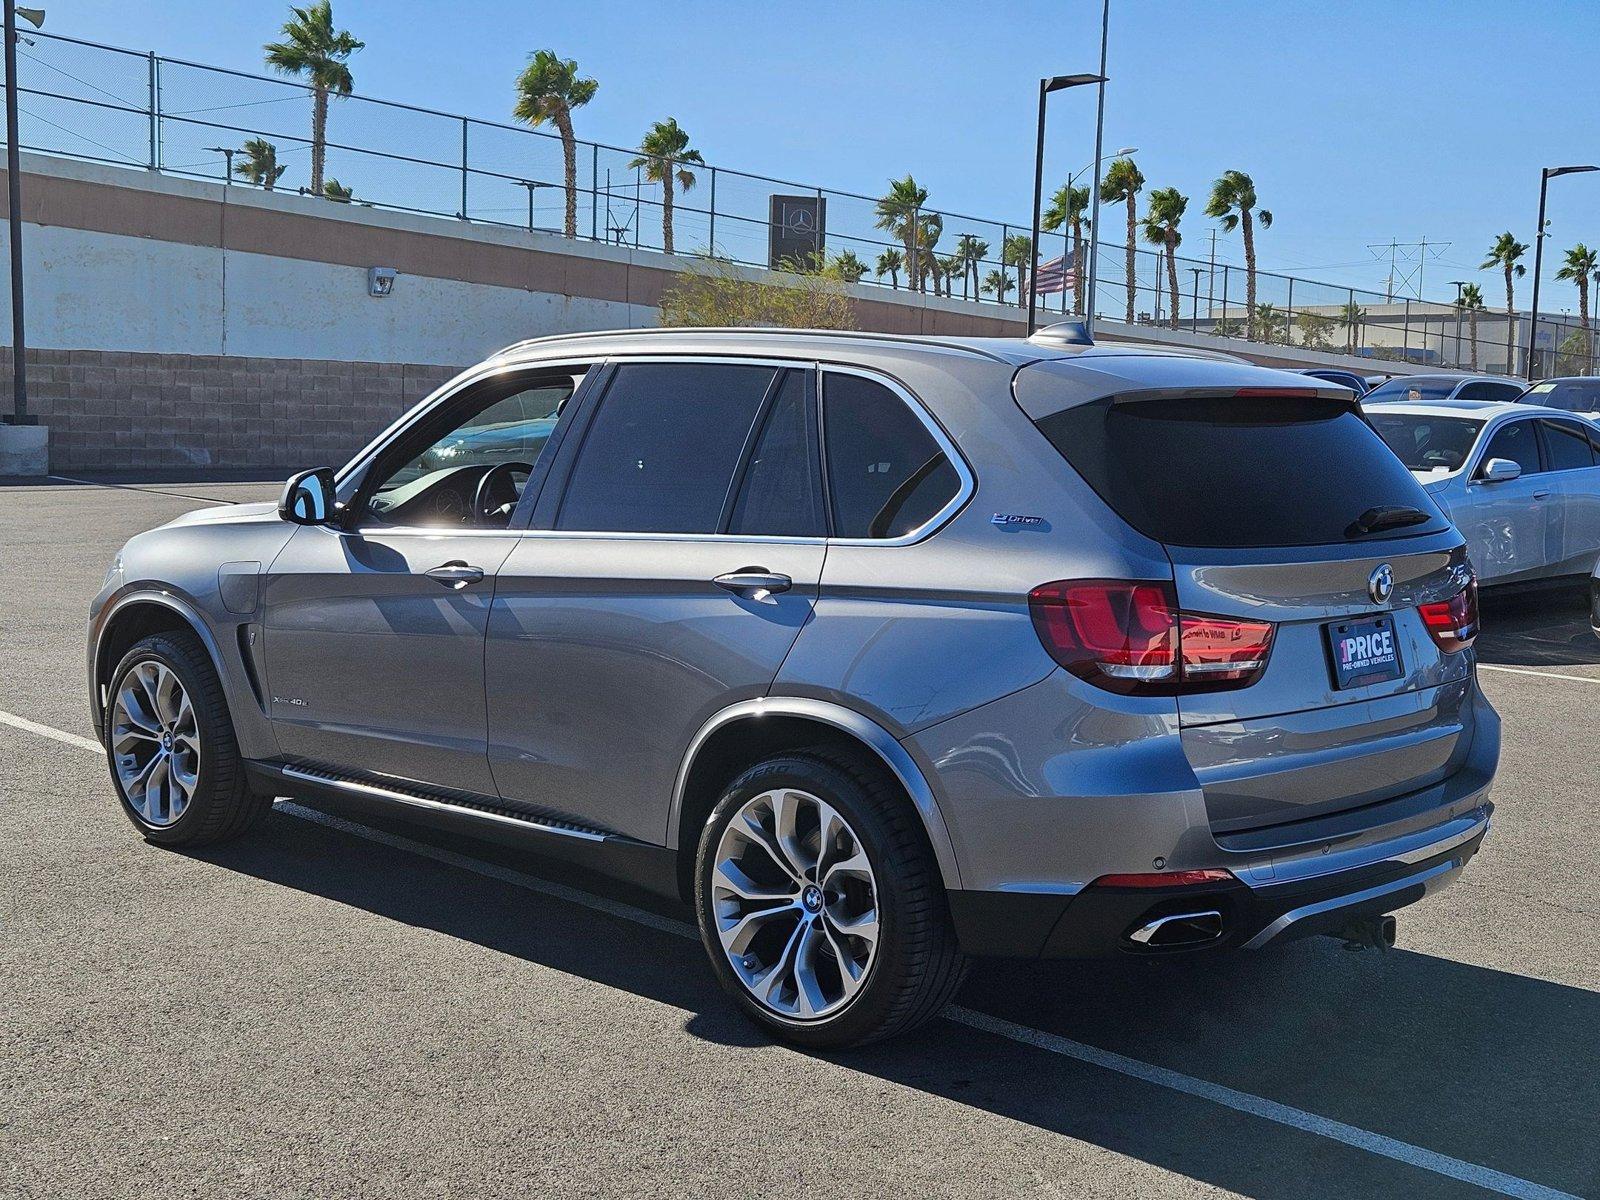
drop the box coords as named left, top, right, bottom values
left=823, top=372, right=959, bottom=539
left=364, top=374, right=578, bottom=528
left=556, top=363, right=777, bottom=534
left=1479, top=419, right=1542, bottom=477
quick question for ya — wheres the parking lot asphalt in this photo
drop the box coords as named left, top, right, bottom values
left=2, top=478, right=1596, bottom=1200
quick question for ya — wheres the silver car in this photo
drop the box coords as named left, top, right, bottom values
left=1362, top=373, right=1526, bottom=405
left=1368, top=398, right=1600, bottom=585
left=88, top=328, right=1498, bottom=1047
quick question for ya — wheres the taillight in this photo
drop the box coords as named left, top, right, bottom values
left=1418, top=580, right=1478, bottom=652
left=1027, top=579, right=1275, bottom=695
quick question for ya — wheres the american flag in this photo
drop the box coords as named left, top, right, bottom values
left=1033, top=255, right=1078, bottom=294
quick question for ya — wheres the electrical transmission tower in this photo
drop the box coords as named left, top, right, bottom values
left=1366, top=237, right=1451, bottom=302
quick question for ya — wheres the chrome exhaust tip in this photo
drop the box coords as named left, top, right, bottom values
left=1128, top=909, right=1224, bottom=948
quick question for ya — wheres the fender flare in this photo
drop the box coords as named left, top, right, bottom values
left=90, top=588, right=226, bottom=725
left=668, top=697, right=964, bottom=890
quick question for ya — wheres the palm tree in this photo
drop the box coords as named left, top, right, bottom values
left=1481, top=232, right=1528, bottom=373
left=916, top=213, right=945, bottom=293
left=875, top=247, right=904, bottom=289
left=875, top=175, right=929, bottom=292
left=1099, top=158, right=1144, bottom=323
left=1556, top=243, right=1598, bottom=332
left=1340, top=299, right=1367, bottom=355
left=1140, top=187, right=1187, bottom=330
left=1457, top=283, right=1485, bottom=370
left=1255, top=302, right=1282, bottom=345
left=983, top=268, right=1014, bottom=304
left=628, top=118, right=703, bottom=256
left=513, top=51, right=598, bottom=239
left=1042, top=182, right=1091, bottom=315
left=830, top=250, right=868, bottom=283
left=263, top=2, right=363, bottom=196
left=321, top=177, right=352, bottom=203
left=1002, top=234, right=1032, bottom=307
left=234, top=138, right=287, bottom=190
left=954, top=233, right=988, bottom=301
left=1205, top=170, right=1272, bottom=340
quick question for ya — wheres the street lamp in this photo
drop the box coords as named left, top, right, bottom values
left=3, top=0, right=44, bottom=428
left=1027, top=72, right=1106, bottom=336
left=206, top=146, right=238, bottom=186
left=515, top=179, right=554, bottom=233
left=1449, top=280, right=1468, bottom=368
left=1526, top=164, right=1598, bottom=379
left=1068, top=147, right=1135, bottom=188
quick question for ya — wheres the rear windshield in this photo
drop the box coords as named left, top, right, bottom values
left=1368, top=412, right=1484, bottom=475
left=1033, top=395, right=1450, bottom=548
left=1521, top=379, right=1600, bottom=413
left=1363, top=377, right=1459, bottom=403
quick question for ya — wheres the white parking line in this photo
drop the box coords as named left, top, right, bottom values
left=1479, top=663, right=1600, bottom=686
left=1, top=708, right=1581, bottom=1200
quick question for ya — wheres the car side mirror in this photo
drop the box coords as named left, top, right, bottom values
left=279, top=467, right=337, bottom=525
left=1478, top=457, right=1522, bottom=484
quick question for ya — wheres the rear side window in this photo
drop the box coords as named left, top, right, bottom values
left=1363, top=377, right=1458, bottom=403
left=823, top=372, right=960, bottom=539
left=1480, top=420, right=1542, bottom=476
left=1033, top=395, right=1449, bottom=548
left=1456, top=381, right=1521, bottom=401
left=556, top=363, right=775, bottom=533
left=1541, top=419, right=1597, bottom=470
left=728, top=371, right=826, bottom=537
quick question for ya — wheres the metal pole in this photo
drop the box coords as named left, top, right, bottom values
left=1220, top=265, right=1229, bottom=337
left=4, top=0, right=29, bottom=424
left=459, top=118, right=469, bottom=219
left=146, top=51, right=158, bottom=170
left=589, top=143, right=598, bottom=242
left=707, top=167, right=716, bottom=255
left=1526, top=168, right=1550, bottom=379
left=1084, top=0, right=1110, bottom=337
left=1190, top=266, right=1201, bottom=333
left=1403, top=298, right=1412, bottom=361
left=1286, top=278, right=1294, bottom=345
left=1027, top=79, right=1047, bottom=335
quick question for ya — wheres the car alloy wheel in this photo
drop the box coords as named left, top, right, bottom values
left=709, top=787, right=880, bottom=1020
left=110, top=660, right=200, bottom=827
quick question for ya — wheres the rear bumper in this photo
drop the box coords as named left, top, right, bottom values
left=949, top=805, right=1490, bottom=959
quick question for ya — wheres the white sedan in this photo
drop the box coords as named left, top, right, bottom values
left=1367, top=399, right=1600, bottom=586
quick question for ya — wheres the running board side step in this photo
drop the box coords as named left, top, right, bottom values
left=268, top=762, right=623, bottom=845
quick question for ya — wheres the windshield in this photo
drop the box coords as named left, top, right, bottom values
left=1368, top=412, right=1484, bottom=476
left=1520, top=379, right=1600, bottom=413
left=1363, top=377, right=1460, bottom=403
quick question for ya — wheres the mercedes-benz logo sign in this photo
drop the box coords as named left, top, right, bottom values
left=1369, top=563, right=1395, bottom=605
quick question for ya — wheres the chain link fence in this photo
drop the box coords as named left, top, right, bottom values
left=9, top=29, right=1594, bottom=378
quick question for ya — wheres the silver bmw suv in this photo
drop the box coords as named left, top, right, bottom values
left=88, top=326, right=1498, bottom=1047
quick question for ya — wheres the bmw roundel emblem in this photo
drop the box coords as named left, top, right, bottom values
left=1369, top=563, right=1395, bottom=605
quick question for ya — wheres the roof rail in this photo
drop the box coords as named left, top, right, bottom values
left=491, top=325, right=1014, bottom=364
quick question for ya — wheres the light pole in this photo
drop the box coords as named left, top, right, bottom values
left=1189, top=266, right=1203, bottom=333
left=1027, top=72, right=1105, bottom=336
left=1084, top=0, right=1111, bottom=339
left=1449, top=280, right=1467, bottom=368
left=205, top=146, right=237, bottom=186
left=1526, top=164, right=1597, bottom=379
left=3, top=1, right=45, bottom=427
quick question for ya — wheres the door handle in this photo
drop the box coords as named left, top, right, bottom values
left=425, top=561, right=485, bottom=589
left=713, top=569, right=793, bottom=601
left=1533, top=490, right=1552, bottom=500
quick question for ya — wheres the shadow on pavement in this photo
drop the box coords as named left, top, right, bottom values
left=1475, top=582, right=1600, bottom=668
left=189, top=803, right=1598, bottom=1200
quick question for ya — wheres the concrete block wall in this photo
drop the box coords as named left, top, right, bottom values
left=7, top=347, right=456, bottom=473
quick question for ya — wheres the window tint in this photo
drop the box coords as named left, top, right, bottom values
left=823, top=372, right=960, bottom=539
left=1456, top=381, right=1518, bottom=401
left=1033, top=395, right=1449, bottom=548
left=1522, top=379, right=1600, bottom=413
left=728, top=371, right=825, bottom=537
left=1480, top=420, right=1542, bottom=477
left=1369, top=413, right=1483, bottom=475
left=1542, top=420, right=1597, bottom=471
left=1363, top=377, right=1458, bottom=403
left=557, top=363, right=775, bottom=534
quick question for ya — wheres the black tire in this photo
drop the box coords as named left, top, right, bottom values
left=102, top=630, right=271, bottom=846
left=694, top=750, right=967, bottom=1048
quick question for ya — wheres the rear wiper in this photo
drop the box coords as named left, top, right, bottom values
left=1346, top=505, right=1431, bottom=538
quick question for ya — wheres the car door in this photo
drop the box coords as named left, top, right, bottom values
left=485, top=359, right=826, bottom=842
left=1540, top=418, right=1600, bottom=575
left=261, top=368, right=581, bottom=793
left=1457, top=416, right=1553, bottom=584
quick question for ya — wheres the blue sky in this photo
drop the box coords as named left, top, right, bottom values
left=42, top=0, right=1600, bottom=309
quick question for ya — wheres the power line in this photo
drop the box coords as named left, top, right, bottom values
left=1365, top=237, right=1451, bottom=302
